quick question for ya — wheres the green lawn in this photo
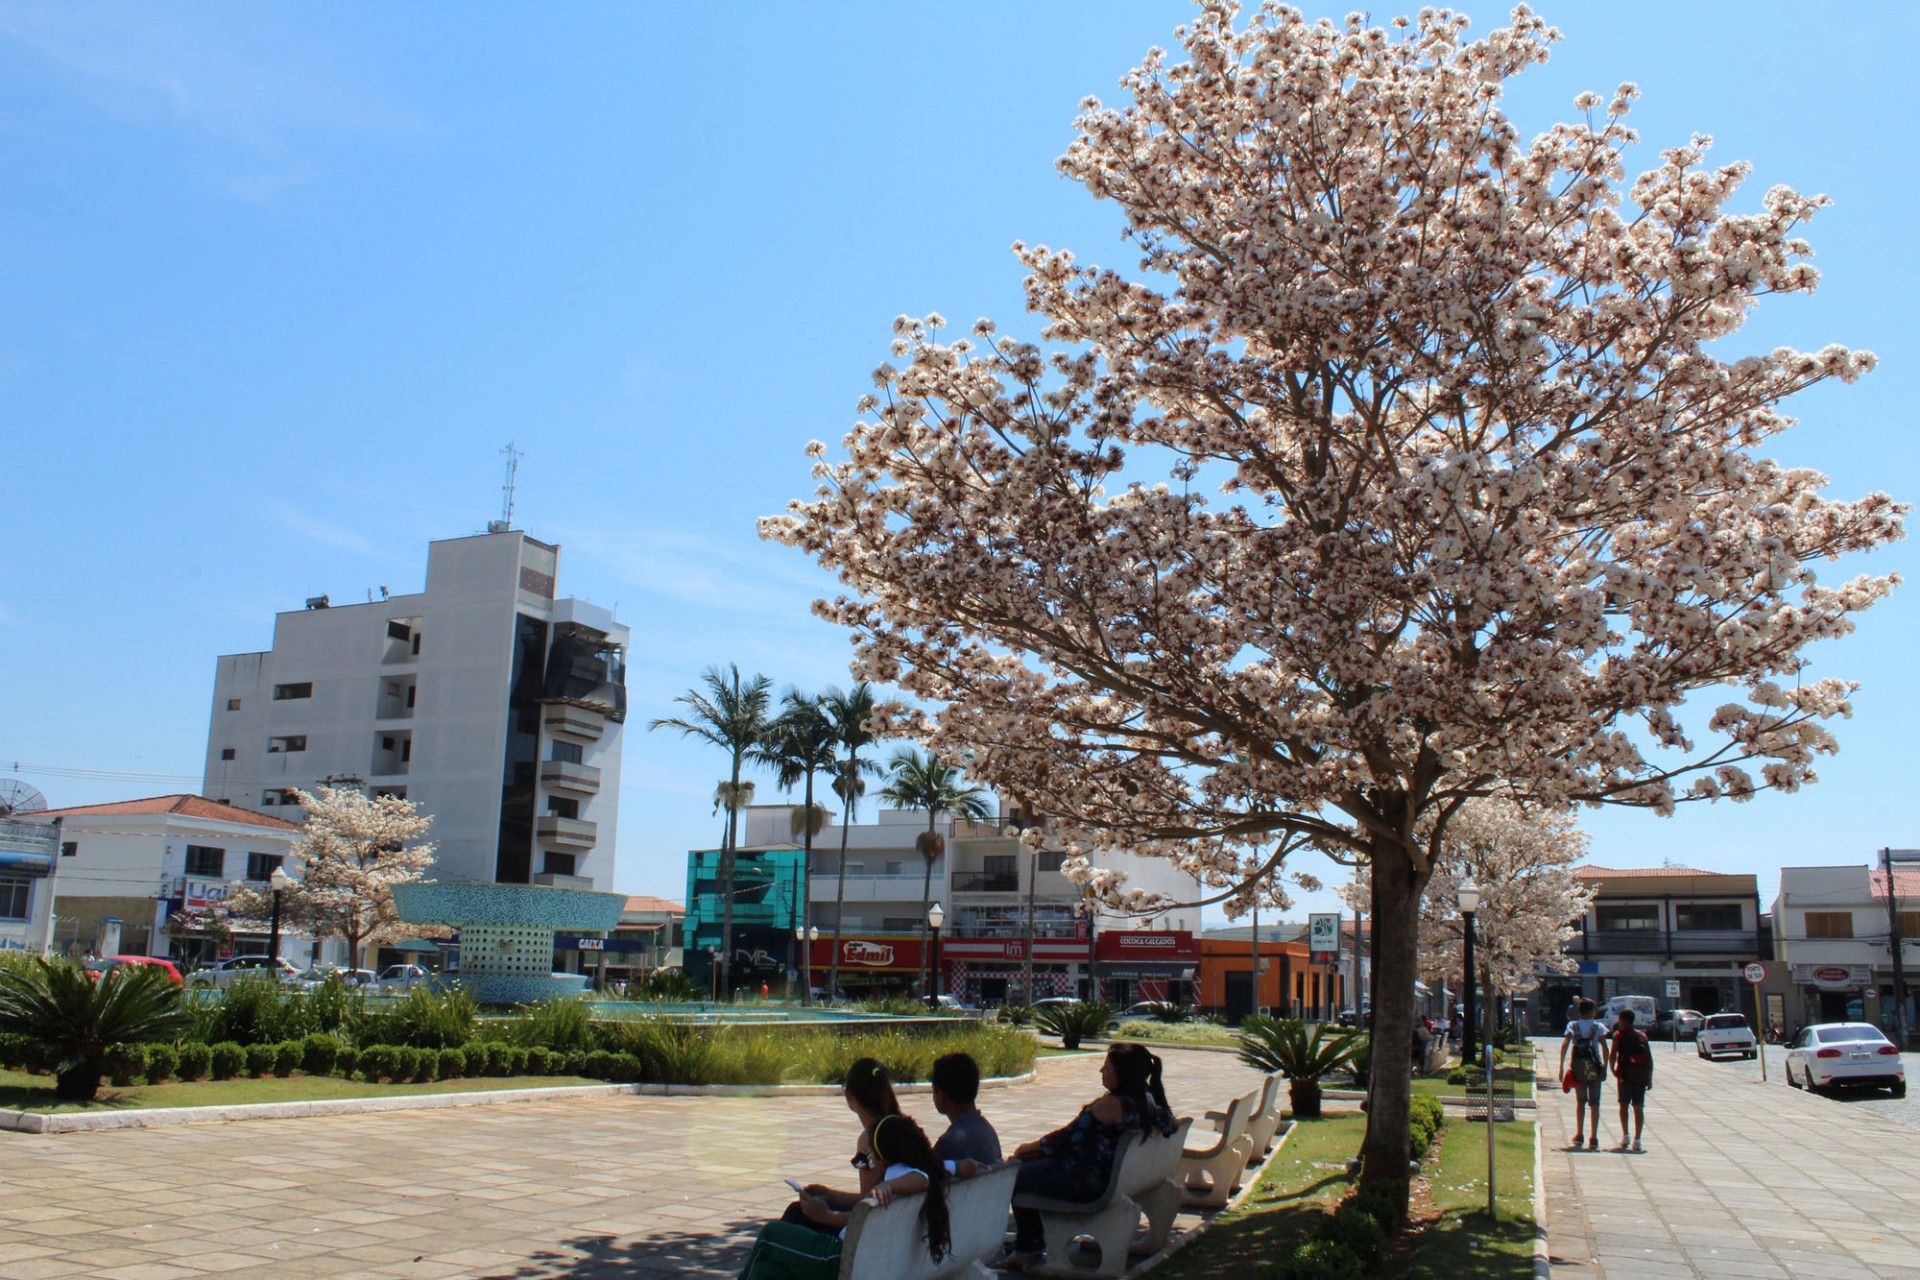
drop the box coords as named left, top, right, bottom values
left=0, top=1070, right=603, bottom=1113
left=1407, top=1118, right=1537, bottom=1279
left=1149, top=1114, right=1367, bottom=1278
left=1106, top=1021, right=1241, bottom=1048
left=1408, top=1073, right=1536, bottom=1100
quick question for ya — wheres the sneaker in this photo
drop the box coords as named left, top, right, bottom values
left=1572, top=1134, right=1585, bottom=1149
left=1631, top=1138, right=1643, bottom=1152
left=1588, top=1137, right=1599, bottom=1151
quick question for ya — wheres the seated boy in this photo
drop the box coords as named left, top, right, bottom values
left=930, top=1052, right=1002, bottom=1165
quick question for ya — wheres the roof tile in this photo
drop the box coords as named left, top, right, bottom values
left=32, top=794, right=302, bottom=831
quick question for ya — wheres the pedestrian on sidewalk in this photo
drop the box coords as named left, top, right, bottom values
left=1611, top=1008, right=1654, bottom=1152
left=1558, top=998, right=1609, bottom=1150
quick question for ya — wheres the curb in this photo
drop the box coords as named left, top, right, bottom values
left=1131, top=1115, right=1300, bottom=1276
left=0, top=1068, right=1042, bottom=1133
left=0, top=1082, right=638, bottom=1134
left=1532, top=1110, right=1550, bottom=1280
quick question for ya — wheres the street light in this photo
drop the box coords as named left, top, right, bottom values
left=795, top=924, right=819, bottom=1004
left=267, top=866, right=294, bottom=977
left=1457, top=878, right=1481, bottom=1068
left=926, top=902, right=945, bottom=1005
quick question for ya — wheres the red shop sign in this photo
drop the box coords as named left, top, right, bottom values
left=1094, top=930, right=1199, bottom=964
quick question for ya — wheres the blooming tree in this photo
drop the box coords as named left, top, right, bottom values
left=761, top=4, right=1903, bottom=1203
left=228, top=787, right=441, bottom=967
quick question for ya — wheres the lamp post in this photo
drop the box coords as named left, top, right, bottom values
left=795, top=924, right=819, bottom=1004
left=707, top=946, right=720, bottom=1003
left=926, top=902, right=945, bottom=1005
left=1457, top=878, right=1481, bottom=1067
left=267, top=866, right=293, bottom=976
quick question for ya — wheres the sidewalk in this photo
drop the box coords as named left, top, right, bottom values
left=1537, top=1036, right=1920, bottom=1278
left=0, top=1046, right=1265, bottom=1279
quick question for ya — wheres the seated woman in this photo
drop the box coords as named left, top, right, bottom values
left=773, top=1056, right=900, bottom=1232
left=999, top=1043, right=1176, bottom=1271
left=737, top=1110, right=952, bottom=1280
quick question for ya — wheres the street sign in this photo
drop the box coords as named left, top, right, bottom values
left=1743, top=962, right=1767, bottom=984
left=1308, top=912, right=1340, bottom=954
left=1664, top=979, right=1680, bottom=999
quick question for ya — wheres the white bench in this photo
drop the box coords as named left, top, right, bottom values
left=1179, top=1091, right=1255, bottom=1208
left=1010, top=1118, right=1193, bottom=1276
left=839, top=1160, right=1019, bottom=1279
left=1205, top=1072, right=1284, bottom=1165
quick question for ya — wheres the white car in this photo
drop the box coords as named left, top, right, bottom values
left=187, top=955, right=302, bottom=988
left=296, top=966, right=377, bottom=990
left=375, top=963, right=430, bottom=992
left=1695, top=1012, right=1758, bottom=1060
left=1785, top=1022, right=1906, bottom=1097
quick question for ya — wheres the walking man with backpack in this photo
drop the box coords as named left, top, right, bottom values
left=1558, top=998, right=1609, bottom=1150
left=1611, top=1008, right=1655, bottom=1151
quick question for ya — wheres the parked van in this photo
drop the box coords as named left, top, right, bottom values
left=1599, top=994, right=1658, bottom=1030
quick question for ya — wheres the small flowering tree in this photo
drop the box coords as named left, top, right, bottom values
left=762, top=4, right=1904, bottom=1209
left=228, top=787, right=440, bottom=968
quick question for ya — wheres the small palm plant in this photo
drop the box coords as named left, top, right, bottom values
left=0, top=957, right=190, bottom=1101
left=1235, top=1016, right=1360, bottom=1118
left=1033, top=1000, right=1114, bottom=1050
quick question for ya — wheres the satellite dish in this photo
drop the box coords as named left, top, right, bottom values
left=0, top=779, right=47, bottom=817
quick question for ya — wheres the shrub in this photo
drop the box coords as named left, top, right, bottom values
left=997, top=1004, right=1034, bottom=1027
left=0, top=1031, right=43, bottom=1071
left=1236, top=1017, right=1360, bottom=1118
left=273, top=1041, right=302, bottom=1077
left=303, top=974, right=362, bottom=1036
left=511, top=996, right=595, bottom=1053
left=526, top=1046, right=560, bottom=1075
left=484, top=1041, right=513, bottom=1076
left=1345, top=1036, right=1372, bottom=1087
left=1409, top=1093, right=1445, bottom=1157
left=356, top=985, right=476, bottom=1050
left=105, top=1043, right=144, bottom=1087
left=357, top=1045, right=396, bottom=1081
left=143, top=1041, right=179, bottom=1082
left=1350, top=1179, right=1407, bottom=1232
left=1272, top=1238, right=1363, bottom=1280
left=581, top=1050, right=617, bottom=1079
left=245, top=1043, right=277, bottom=1077
left=625, top=968, right=703, bottom=1002
left=198, top=976, right=311, bottom=1047
left=1321, top=1202, right=1387, bottom=1270
left=409, top=1046, right=439, bottom=1083
left=1033, top=1001, right=1113, bottom=1050
left=209, top=1041, right=246, bottom=1080
left=334, top=1044, right=361, bottom=1079
left=437, top=1047, right=469, bottom=1079
left=0, top=958, right=191, bottom=1100
left=505, top=1045, right=530, bottom=1075
left=563, top=1049, right=590, bottom=1076
left=301, top=1034, right=341, bottom=1078
left=1144, top=1001, right=1194, bottom=1023
left=176, top=1041, right=212, bottom=1081
left=606, top=1052, right=642, bottom=1082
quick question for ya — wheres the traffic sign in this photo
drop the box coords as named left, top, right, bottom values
left=1664, top=979, right=1680, bottom=998
left=1743, top=962, right=1766, bottom=984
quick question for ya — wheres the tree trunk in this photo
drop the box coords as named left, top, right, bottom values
left=800, top=772, right=815, bottom=1001
left=1360, top=835, right=1430, bottom=1221
left=55, top=1062, right=102, bottom=1102
left=830, top=780, right=852, bottom=1000
left=720, top=758, right=741, bottom=1000
left=919, top=815, right=936, bottom=995
left=1289, top=1076, right=1322, bottom=1119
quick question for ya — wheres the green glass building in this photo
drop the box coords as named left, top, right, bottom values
left=684, top=844, right=807, bottom=996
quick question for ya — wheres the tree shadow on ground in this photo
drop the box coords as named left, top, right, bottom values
left=474, top=1215, right=763, bottom=1279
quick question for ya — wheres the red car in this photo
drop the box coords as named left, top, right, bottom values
left=83, top=956, right=185, bottom=987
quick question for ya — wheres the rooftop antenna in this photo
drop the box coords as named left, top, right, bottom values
left=488, top=442, right=521, bottom=534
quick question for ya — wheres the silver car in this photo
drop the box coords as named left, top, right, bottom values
left=1785, top=1022, right=1906, bottom=1097
left=187, top=955, right=302, bottom=988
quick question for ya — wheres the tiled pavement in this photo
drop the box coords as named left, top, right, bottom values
left=1538, top=1036, right=1920, bottom=1278
left=0, top=1047, right=1265, bottom=1280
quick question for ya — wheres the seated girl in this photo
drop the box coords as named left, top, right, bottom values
left=772, top=1056, right=900, bottom=1232
left=999, top=1042, right=1175, bottom=1270
left=737, top=1111, right=951, bottom=1280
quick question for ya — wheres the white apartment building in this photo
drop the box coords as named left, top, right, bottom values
left=27, top=795, right=309, bottom=966
left=1773, top=864, right=1920, bottom=1032
left=0, top=817, right=60, bottom=954
left=737, top=804, right=1202, bottom=1004
left=202, top=529, right=627, bottom=890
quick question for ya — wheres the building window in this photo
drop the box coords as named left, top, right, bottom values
left=246, top=852, right=285, bottom=882
left=273, top=682, right=313, bottom=700
left=544, top=852, right=578, bottom=877
left=374, top=786, right=408, bottom=800
left=0, top=876, right=28, bottom=921
left=551, top=740, right=583, bottom=765
left=387, top=620, right=411, bottom=641
left=884, top=860, right=904, bottom=876
left=184, top=845, right=225, bottom=877
left=60, top=841, right=77, bottom=858
left=1595, top=904, right=1661, bottom=932
left=268, top=735, right=307, bottom=753
left=405, top=685, right=416, bottom=709
left=263, top=789, right=297, bottom=807
left=1674, top=903, right=1744, bottom=931
left=1038, top=851, right=1067, bottom=872
left=401, top=739, right=411, bottom=763
left=227, top=697, right=243, bottom=711
left=220, top=747, right=236, bottom=761
left=882, top=916, right=922, bottom=932
left=547, top=797, right=580, bottom=820
left=1903, top=912, right=1920, bottom=938
left=1805, top=912, right=1854, bottom=939
left=985, top=855, right=1016, bottom=877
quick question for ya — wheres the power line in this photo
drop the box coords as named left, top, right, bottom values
left=6, top=760, right=205, bottom=785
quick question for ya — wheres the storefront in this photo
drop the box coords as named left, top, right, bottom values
left=938, top=936, right=1089, bottom=1006
left=805, top=934, right=928, bottom=998
left=1095, top=930, right=1199, bottom=1006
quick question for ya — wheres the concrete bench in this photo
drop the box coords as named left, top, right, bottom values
left=839, top=1160, right=1019, bottom=1279
left=1179, top=1090, right=1255, bottom=1208
left=1010, top=1118, right=1193, bottom=1276
left=1204, top=1072, right=1284, bottom=1165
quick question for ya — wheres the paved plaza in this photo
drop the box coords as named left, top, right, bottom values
left=1540, top=1036, right=1920, bottom=1278
left=0, top=1047, right=1265, bottom=1280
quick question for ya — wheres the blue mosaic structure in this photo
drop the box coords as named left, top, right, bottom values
left=391, top=881, right=624, bottom=1005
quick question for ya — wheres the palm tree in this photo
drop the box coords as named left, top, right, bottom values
left=755, top=691, right=839, bottom=1000
left=880, top=748, right=992, bottom=995
left=0, top=958, right=189, bottom=1101
left=822, top=683, right=882, bottom=999
left=650, top=664, right=772, bottom=999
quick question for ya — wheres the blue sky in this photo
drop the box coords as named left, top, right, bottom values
left=0, top=3, right=1912, bottom=923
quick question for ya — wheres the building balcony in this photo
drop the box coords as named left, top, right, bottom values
left=544, top=705, right=606, bottom=740
left=808, top=872, right=924, bottom=903
left=533, top=872, right=594, bottom=890
left=536, top=816, right=598, bottom=849
left=951, top=872, right=1020, bottom=893
left=1572, top=929, right=1762, bottom=958
left=952, top=924, right=1081, bottom=940
left=540, top=760, right=602, bottom=795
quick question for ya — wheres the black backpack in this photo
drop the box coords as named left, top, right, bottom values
left=1615, top=1029, right=1652, bottom=1083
